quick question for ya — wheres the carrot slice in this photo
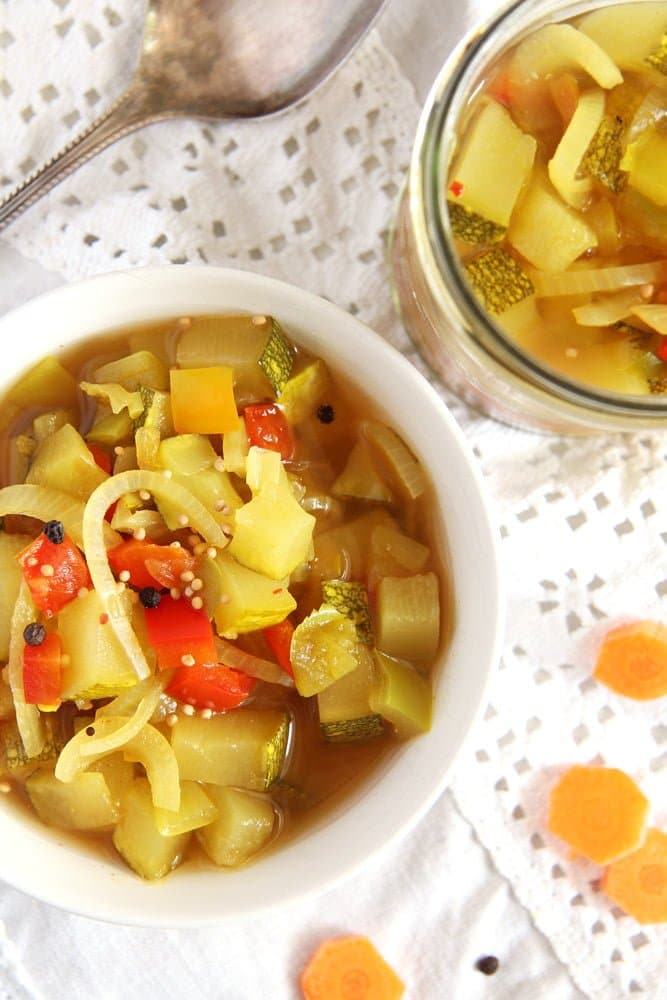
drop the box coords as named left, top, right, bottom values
left=301, top=935, right=405, bottom=1000
left=594, top=621, right=667, bottom=700
left=548, top=765, right=649, bottom=865
left=603, top=828, right=667, bottom=924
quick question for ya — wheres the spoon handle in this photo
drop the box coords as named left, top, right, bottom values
left=0, top=88, right=154, bottom=233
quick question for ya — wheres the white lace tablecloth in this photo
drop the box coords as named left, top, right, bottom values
left=0, top=1, right=666, bottom=998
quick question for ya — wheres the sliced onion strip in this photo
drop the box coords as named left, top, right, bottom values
left=7, top=581, right=45, bottom=758
left=534, top=260, right=667, bottom=298
left=0, top=484, right=120, bottom=549
left=215, top=637, right=294, bottom=688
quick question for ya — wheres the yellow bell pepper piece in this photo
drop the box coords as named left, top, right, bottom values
left=170, top=366, right=239, bottom=433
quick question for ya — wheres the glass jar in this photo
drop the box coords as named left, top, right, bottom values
left=391, top=0, right=667, bottom=434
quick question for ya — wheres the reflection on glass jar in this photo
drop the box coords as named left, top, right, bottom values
left=391, top=0, right=667, bottom=434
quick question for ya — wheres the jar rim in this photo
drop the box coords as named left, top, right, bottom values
left=412, top=0, right=667, bottom=420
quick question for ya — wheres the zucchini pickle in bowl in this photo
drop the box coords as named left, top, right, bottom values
left=392, top=0, right=667, bottom=433
left=0, top=268, right=502, bottom=925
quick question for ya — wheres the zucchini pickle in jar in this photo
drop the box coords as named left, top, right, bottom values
left=0, top=311, right=445, bottom=881
left=392, top=0, right=667, bottom=433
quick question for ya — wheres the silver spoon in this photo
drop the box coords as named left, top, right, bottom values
left=0, top=0, right=385, bottom=231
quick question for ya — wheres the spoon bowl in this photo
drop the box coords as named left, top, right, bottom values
left=0, top=0, right=385, bottom=229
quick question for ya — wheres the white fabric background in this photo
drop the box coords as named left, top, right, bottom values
left=0, top=0, right=665, bottom=997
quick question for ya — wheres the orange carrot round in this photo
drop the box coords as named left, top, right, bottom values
left=603, top=828, right=667, bottom=924
left=594, top=620, right=667, bottom=700
left=548, top=765, right=649, bottom=865
left=300, top=935, right=405, bottom=1000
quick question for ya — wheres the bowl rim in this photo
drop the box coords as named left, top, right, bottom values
left=0, top=265, right=504, bottom=926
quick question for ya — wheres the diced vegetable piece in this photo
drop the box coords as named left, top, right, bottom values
left=331, top=440, right=393, bottom=503
left=89, top=753, right=135, bottom=808
left=258, top=320, right=295, bottom=394
left=447, top=202, right=506, bottom=245
left=621, top=127, right=667, bottom=207
left=26, top=424, right=108, bottom=502
left=508, top=171, right=598, bottom=272
left=533, top=259, right=667, bottom=297
left=196, top=786, right=275, bottom=867
left=547, top=765, right=649, bottom=864
left=0, top=533, right=32, bottom=660
left=229, top=447, right=315, bottom=579
left=262, top=619, right=295, bottom=677
left=26, top=770, right=118, bottom=831
left=170, top=710, right=289, bottom=789
left=301, top=936, right=405, bottom=1000
left=135, top=425, right=161, bottom=470
left=80, top=381, right=144, bottom=419
left=0, top=357, right=78, bottom=432
left=448, top=100, right=536, bottom=228
left=508, top=23, right=623, bottom=88
left=200, top=552, right=296, bottom=634
left=375, top=573, right=440, bottom=663
left=86, top=410, right=134, bottom=447
left=94, top=351, right=168, bottom=392
left=144, top=595, right=217, bottom=671
left=370, top=651, right=432, bottom=739
left=593, top=620, right=667, bottom=700
left=108, top=538, right=195, bottom=590
left=23, top=633, right=61, bottom=707
left=312, top=509, right=397, bottom=582
left=548, top=88, right=605, bottom=208
left=361, top=422, right=426, bottom=502
left=464, top=246, right=534, bottom=315
left=154, top=781, right=218, bottom=836
left=370, top=524, right=430, bottom=574
left=0, top=715, right=63, bottom=776
left=278, top=359, right=330, bottom=424
left=322, top=580, right=373, bottom=644
left=291, top=606, right=360, bottom=697
left=318, top=646, right=382, bottom=742
left=170, top=366, right=239, bottom=434
left=17, top=529, right=92, bottom=618
left=113, top=778, right=189, bottom=880
left=630, top=304, right=667, bottom=334
left=166, top=662, right=257, bottom=711
left=156, top=433, right=242, bottom=530
left=244, top=403, right=295, bottom=460
left=582, top=114, right=627, bottom=192
left=603, top=828, right=667, bottom=924
left=222, top=417, right=249, bottom=476
left=58, top=588, right=139, bottom=699
left=578, top=2, right=667, bottom=72
left=32, top=409, right=72, bottom=443
left=176, top=314, right=274, bottom=400
left=134, top=386, right=174, bottom=438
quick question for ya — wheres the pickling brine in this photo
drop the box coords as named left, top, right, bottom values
left=447, top=1, right=667, bottom=395
left=0, top=313, right=446, bottom=880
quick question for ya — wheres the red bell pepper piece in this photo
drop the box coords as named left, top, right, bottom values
left=262, top=619, right=295, bottom=678
left=107, top=539, right=195, bottom=590
left=143, top=595, right=217, bottom=671
left=656, top=339, right=667, bottom=364
left=23, top=633, right=62, bottom=706
left=166, top=662, right=257, bottom=711
left=244, top=403, right=295, bottom=460
left=17, top=531, right=92, bottom=617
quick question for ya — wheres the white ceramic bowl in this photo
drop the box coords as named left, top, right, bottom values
left=0, top=266, right=503, bottom=926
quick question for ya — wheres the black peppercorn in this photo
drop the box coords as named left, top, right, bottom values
left=316, top=404, right=335, bottom=424
left=43, top=520, right=65, bottom=544
left=476, top=956, right=499, bottom=976
left=85, top=726, right=95, bottom=736
left=23, top=622, right=46, bottom=646
left=139, top=587, right=162, bottom=609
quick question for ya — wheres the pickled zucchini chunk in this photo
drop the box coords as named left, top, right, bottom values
left=229, top=447, right=315, bottom=579
left=0, top=532, right=32, bottom=660
left=199, top=551, right=296, bottom=634
left=448, top=100, right=537, bottom=228
left=0, top=715, right=64, bottom=778
left=331, top=440, right=393, bottom=503
left=154, top=781, right=218, bottom=836
left=370, top=524, right=430, bottom=576
left=26, top=424, right=108, bottom=502
left=508, top=23, right=623, bottom=89
left=222, top=416, right=249, bottom=476
left=26, top=770, right=118, bottom=831
left=156, top=433, right=242, bottom=530
left=375, top=573, right=440, bottom=663
left=58, top=589, right=139, bottom=700
left=464, top=247, right=534, bottom=315
left=94, top=351, right=169, bottom=392
left=361, top=421, right=426, bottom=502
left=508, top=172, right=598, bottom=272
left=278, top=359, right=330, bottom=425
left=578, top=2, right=667, bottom=72
left=582, top=113, right=627, bottom=192
left=621, top=128, right=667, bottom=207
left=291, top=607, right=360, bottom=697
left=113, top=779, right=190, bottom=880
left=134, top=386, right=174, bottom=438
left=89, top=753, right=135, bottom=808
left=170, top=710, right=289, bottom=790
left=33, top=409, right=72, bottom=444
left=176, top=314, right=275, bottom=402
left=87, top=410, right=134, bottom=448
left=312, top=509, right=397, bottom=581
left=548, top=89, right=605, bottom=209
left=317, top=647, right=383, bottom=743
left=196, top=786, right=275, bottom=867
left=448, top=203, right=506, bottom=246
left=0, top=357, right=78, bottom=432
left=370, top=651, right=432, bottom=739
left=258, top=320, right=295, bottom=395
left=321, top=580, right=373, bottom=645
